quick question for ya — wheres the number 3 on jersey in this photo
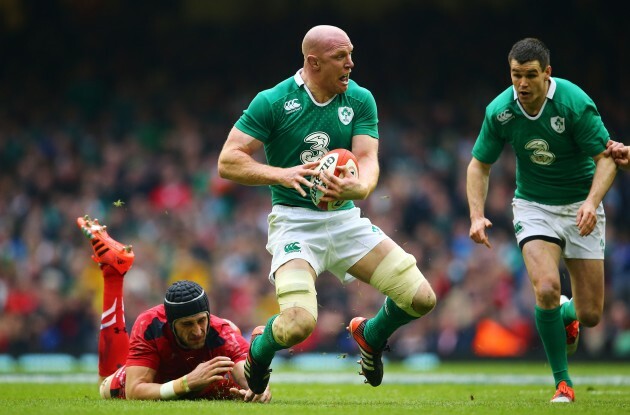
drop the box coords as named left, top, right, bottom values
left=301, top=131, right=331, bottom=163
left=525, top=139, right=556, bottom=165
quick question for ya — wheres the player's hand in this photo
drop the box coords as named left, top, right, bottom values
left=605, top=139, right=629, bottom=167
left=229, top=385, right=272, bottom=403
left=316, top=165, right=365, bottom=202
left=576, top=201, right=598, bottom=236
left=186, top=356, right=235, bottom=390
left=469, top=217, right=493, bottom=248
left=278, top=161, right=321, bottom=197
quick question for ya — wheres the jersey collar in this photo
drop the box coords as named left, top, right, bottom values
left=547, top=77, right=557, bottom=99
left=294, top=69, right=305, bottom=86
left=293, top=69, right=336, bottom=107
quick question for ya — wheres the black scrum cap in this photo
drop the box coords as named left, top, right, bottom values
left=164, top=280, right=210, bottom=324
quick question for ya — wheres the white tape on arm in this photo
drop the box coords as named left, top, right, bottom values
left=159, top=380, right=178, bottom=400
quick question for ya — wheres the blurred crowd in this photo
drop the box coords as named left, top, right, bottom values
left=0, top=1, right=629, bottom=361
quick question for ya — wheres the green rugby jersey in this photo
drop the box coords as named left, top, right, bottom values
left=472, top=77, right=609, bottom=205
left=234, top=70, right=379, bottom=209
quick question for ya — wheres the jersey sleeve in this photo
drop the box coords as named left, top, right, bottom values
left=126, top=315, right=161, bottom=371
left=572, top=100, right=609, bottom=157
left=472, top=111, right=505, bottom=163
left=352, top=89, right=379, bottom=139
left=234, top=91, right=274, bottom=143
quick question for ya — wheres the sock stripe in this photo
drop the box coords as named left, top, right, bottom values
left=100, top=315, right=117, bottom=329
left=101, top=298, right=117, bottom=320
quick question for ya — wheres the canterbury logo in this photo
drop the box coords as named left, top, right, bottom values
left=496, top=110, right=514, bottom=124
left=284, top=242, right=301, bottom=253
left=284, top=99, right=301, bottom=112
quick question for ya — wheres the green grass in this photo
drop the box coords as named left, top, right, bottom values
left=1, top=362, right=629, bottom=415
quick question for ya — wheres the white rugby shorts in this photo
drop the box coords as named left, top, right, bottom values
left=512, top=198, right=605, bottom=259
left=266, top=205, right=388, bottom=284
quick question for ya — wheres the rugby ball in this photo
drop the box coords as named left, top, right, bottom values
left=310, top=149, right=359, bottom=210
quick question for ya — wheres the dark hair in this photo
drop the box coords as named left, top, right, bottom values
left=164, top=280, right=210, bottom=325
left=508, top=38, right=550, bottom=69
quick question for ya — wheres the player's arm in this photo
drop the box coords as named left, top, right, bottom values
left=350, top=134, right=380, bottom=199
left=218, top=127, right=319, bottom=196
left=229, top=360, right=247, bottom=389
left=576, top=151, right=617, bottom=236
left=587, top=151, right=618, bottom=206
left=466, top=157, right=493, bottom=248
left=125, top=357, right=236, bottom=400
left=124, top=365, right=187, bottom=400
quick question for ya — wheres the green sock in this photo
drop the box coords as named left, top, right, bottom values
left=535, top=305, right=573, bottom=387
left=560, top=298, right=577, bottom=325
left=364, top=297, right=418, bottom=349
left=250, top=315, right=285, bottom=366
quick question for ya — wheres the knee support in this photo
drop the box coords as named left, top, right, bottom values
left=274, top=269, right=318, bottom=321
left=369, top=246, right=426, bottom=317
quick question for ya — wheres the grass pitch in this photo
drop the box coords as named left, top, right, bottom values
left=1, top=361, right=628, bottom=415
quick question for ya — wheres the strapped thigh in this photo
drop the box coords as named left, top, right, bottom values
left=275, top=269, right=318, bottom=320
left=369, top=246, right=426, bottom=317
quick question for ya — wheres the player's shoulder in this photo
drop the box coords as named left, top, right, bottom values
left=552, top=77, right=587, bottom=95
left=131, top=304, right=168, bottom=341
left=484, top=85, right=517, bottom=121
left=487, top=85, right=515, bottom=109
left=136, top=304, right=166, bottom=322
left=256, top=74, right=301, bottom=104
left=549, top=77, right=594, bottom=113
left=345, top=79, right=375, bottom=101
left=209, top=314, right=242, bottom=336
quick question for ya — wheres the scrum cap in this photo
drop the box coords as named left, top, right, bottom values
left=164, top=280, right=210, bottom=324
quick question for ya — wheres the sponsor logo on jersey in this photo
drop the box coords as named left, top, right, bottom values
left=338, top=106, right=354, bottom=125
left=284, top=99, right=302, bottom=114
left=301, top=132, right=331, bottom=163
left=550, top=116, right=565, bottom=133
left=284, top=242, right=301, bottom=253
left=525, top=139, right=556, bottom=165
left=497, top=109, right=514, bottom=124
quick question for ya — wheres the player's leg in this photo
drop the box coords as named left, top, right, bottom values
left=559, top=294, right=579, bottom=356
left=557, top=201, right=605, bottom=362
left=565, top=259, right=604, bottom=327
left=98, top=366, right=127, bottom=399
left=350, top=238, right=436, bottom=334
left=563, top=258, right=605, bottom=357
left=271, top=259, right=318, bottom=344
left=77, top=216, right=134, bottom=388
left=521, top=239, right=575, bottom=401
left=512, top=198, right=584, bottom=402
left=96, top=265, right=130, bottom=382
left=245, top=259, right=317, bottom=394
left=347, top=238, right=436, bottom=386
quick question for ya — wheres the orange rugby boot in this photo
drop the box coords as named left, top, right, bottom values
left=550, top=380, right=575, bottom=403
left=77, top=215, right=134, bottom=274
left=347, top=317, right=388, bottom=387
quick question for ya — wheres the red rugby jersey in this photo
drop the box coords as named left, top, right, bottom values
left=119, top=304, right=248, bottom=399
